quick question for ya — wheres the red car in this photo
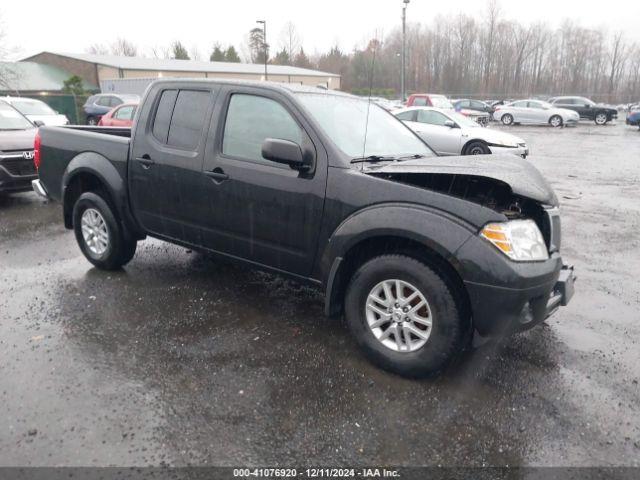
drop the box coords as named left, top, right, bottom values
left=405, top=94, right=454, bottom=109
left=97, top=102, right=138, bottom=127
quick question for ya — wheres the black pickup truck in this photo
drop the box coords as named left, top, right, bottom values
left=32, top=80, right=575, bottom=377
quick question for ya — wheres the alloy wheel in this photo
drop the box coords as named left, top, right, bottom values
left=81, top=208, right=109, bottom=255
left=365, top=279, right=433, bottom=353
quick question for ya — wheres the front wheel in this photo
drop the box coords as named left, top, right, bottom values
left=464, top=141, right=490, bottom=155
left=73, top=191, right=137, bottom=270
left=549, top=115, right=563, bottom=128
left=86, top=116, right=98, bottom=126
left=594, top=112, right=608, bottom=125
left=344, top=255, right=468, bottom=378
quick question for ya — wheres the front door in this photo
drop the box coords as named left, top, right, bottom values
left=408, top=110, right=461, bottom=155
left=200, top=88, right=327, bottom=277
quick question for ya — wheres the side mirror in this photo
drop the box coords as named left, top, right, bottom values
left=444, top=120, right=457, bottom=128
left=262, top=138, right=310, bottom=170
left=33, top=120, right=45, bottom=127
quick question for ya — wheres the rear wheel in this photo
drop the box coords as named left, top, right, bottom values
left=464, top=141, right=490, bottom=155
left=344, top=255, right=467, bottom=378
left=549, top=115, right=563, bottom=128
left=501, top=113, right=514, bottom=126
left=594, top=112, right=608, bottom=125
left=72, top=191, right=137, bottom=270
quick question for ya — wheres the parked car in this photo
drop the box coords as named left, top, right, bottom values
left=452, top=99, right=495, bottom=118
left=32, top=79, right=575, bottom=378
left=0, top=101, right=37, bottom=194
left=626, top=110, right=640, bottom=130
left=83, top=93, right=140, bottom=125
left=3, top=97, right=69, bottom=126
left=394, top=106, right=528, bottom=157
left=98, top=102, right=139, bottom=127
left=548, top=96, right=618, bottom=125
left=494, top=100, right=579, bottom=127
left=406, top=93, right=454, bottom=109
left=406, top=94, right=489, bottom=126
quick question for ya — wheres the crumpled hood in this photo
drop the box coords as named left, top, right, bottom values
left=367, top=154, right=558, bottom=206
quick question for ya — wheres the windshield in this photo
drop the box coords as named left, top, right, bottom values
left=430, top=96, right=454, bottom=109
left=9, top=99, right=57, bottom=115
left=448, top=111, right=480, bottom=128
left=0, top=102, right=34, bottom=130
left=297, top=93, right=435, bottom=159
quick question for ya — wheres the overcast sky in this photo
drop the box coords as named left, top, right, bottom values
left=2, top=0, right=639, bottom=61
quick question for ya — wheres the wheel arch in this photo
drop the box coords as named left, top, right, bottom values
left=61, top=153, right=142, bottom=237
left=321, top=204, right=474, bottom=320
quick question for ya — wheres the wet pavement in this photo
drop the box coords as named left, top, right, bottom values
left=1, top=121, right=639, bottom=467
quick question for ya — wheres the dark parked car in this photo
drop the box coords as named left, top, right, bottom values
left=32, top=80, right=575, bottom=377
left=83, top=93, right=140, bottom=125
left=452, top=99, right=495, bottom=117
left=0, top=101, right=38, bottom=194
left=627, top=110, right=640, bottom=129
left=548, top=96, right=618, bottom=125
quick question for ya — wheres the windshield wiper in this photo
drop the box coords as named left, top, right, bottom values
left=350, top=155, right=398, bottom=164
left=396, top=154, right=426, bottom=161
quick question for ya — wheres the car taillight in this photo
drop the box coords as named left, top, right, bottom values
left=34, top=131, right=41, bottom=171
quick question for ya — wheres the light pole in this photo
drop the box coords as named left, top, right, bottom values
left=256, top=20, right=268, bottom=81
left=401, top=0, right=409, bottom=103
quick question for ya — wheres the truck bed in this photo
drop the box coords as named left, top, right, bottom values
left=38, top=126, right=131, bottom=201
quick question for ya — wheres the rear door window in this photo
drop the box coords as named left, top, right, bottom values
left=152, top=90, right=178, bottom=143
left=166, top=90, right=211, bottom=150
left=395, top=110, right=416, bottom=121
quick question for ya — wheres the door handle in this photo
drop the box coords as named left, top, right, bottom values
left=135, top=155, right=155, bottom=169
left=204, top=168, right=229, bottom=183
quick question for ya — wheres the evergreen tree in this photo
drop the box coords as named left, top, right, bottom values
left=171, top=41, right=190, bottom=60
left=225, top=46, right=241, bottom=63
left=210, top=44, right=226, bottom=62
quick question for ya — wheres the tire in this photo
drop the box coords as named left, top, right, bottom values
left=501, top=113, right=514, bottom=126
left=344, top=255, right=467, bottom=378
left=594, top=112, right=608, bottom=125
left=72, top=191, right=137, bottom=270
left=86, top=116, right=98, bottom=126
left=549, top=115, right=563, bottom=128
left=464, top=141, right=490, bottom=156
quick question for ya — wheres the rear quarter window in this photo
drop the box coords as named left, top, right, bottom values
left=152, top=90, right=178, bottom=143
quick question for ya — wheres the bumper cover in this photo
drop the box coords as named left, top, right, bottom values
left=0, top=165, right=38, bottom=193
left=32, top=179, right=50, bottom=199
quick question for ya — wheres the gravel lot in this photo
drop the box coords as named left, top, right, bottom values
left=0, top=121, right=639, bottom=467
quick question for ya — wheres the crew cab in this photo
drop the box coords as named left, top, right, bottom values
left=32, top=80, right=575, bottom=377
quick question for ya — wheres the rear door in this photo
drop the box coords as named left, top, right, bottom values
left=129, top=86, right=216, bottom=243
left=199, top=86, right=327, bottom=277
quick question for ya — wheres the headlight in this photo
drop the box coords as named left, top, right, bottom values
left=480, top=220, right=548, bottom=261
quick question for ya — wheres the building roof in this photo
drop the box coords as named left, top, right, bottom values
left=22, top=52, right=340, bottom=78
left=0, top=61, right=99, bottom=92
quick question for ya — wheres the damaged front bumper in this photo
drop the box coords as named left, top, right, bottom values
left=488, top=144, right=529, bottom=158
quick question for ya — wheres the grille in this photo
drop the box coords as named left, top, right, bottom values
left=0, top=158, right=36, bottom=176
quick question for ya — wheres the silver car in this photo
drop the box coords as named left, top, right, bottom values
left=494, top=100, right=579, bottom=127
left=394, top=106, right=529, bottom=157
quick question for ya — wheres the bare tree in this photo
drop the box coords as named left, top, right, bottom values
left=86, top=43, right=109, bottom=55
left=607, top=31, right=629, bottom=100
left=110, top=38, right=138, bottom=57
left=279, top=21, right=302, bottom=60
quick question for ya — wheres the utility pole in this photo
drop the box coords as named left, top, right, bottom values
left=256, top=20, right=268, bottom=81
left=401, top=0, right=409, bottom=103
